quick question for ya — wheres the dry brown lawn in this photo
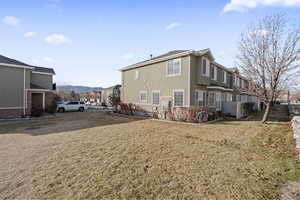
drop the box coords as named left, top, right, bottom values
left=0, top=110, right=299, bottom=200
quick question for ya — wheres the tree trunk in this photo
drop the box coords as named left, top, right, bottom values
left=261, top=102, right=271, bottom=123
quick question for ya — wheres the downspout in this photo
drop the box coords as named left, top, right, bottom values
left=187, top=55, right=191, bottom=107
left=23, top=68, right=26, bottom=116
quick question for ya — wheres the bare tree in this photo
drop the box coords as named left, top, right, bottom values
left=237, top=13, right=300, bottom=123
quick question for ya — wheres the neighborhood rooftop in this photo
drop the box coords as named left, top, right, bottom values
left=120, top=49, right=211, bottom=71
left=0, top=54, right=55, bottom=75
left=119, top=49, right=248, bottom=80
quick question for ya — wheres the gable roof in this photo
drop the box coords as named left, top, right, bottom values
left=0, top=55, right=32, bottom=67
left=0, top=54, right=55, bottom=75
left=120, top=49, right=214, bottom=72
left=32, top=66, right=55, bottom=75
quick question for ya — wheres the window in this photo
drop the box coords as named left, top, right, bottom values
left=152, top=91, right=160, bottom=105
left=220, top=70, right=225, bottom=82
left=236, top=94, right=241, bottom=102
left=216, top=92, right=222, bottom=111
left=202, top=59, right=207, bottom=75
left=222, top=93, right=226, bottom=102
left=134, top=70, right=139, bottom=80
left=224, top=71, right=227, bottom=84
left=226, top=93, right=233, bottom=102
left=195, top=90, right=206, bottom=106
left=210, top=65, right=214, bottom=79
left=139, top=91, right=147, bottom=103
left=67, top=101, right=79, bottom=105
left=167, top=58, right=181, bottom=76
left=241, top=95, right=248, bottom=102
left=173, top=90, right=184, bottom=106
left=208, top=92, right=215, bottom=106
left=214, top=66, right=217, bottom=80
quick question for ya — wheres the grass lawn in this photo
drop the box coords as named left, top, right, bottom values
left=0, top=107, right=299, bottom=199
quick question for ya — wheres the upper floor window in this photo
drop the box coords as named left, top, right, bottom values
left=134, top=70, right=139, bottom=80
left=220, top=70, right=225, bottom=82
left=210, top=65, right=214, bottom=79
left=203, top=59, right=207, bottom=75
left=167, top=58, right=181, bottom=76
left=210, top=65, right=217, bottom=80
left=202, top=58, right=209, bottom=77
left=224, top=71, right=227, bottom=84
left=173, top=90, right=184, bottom=106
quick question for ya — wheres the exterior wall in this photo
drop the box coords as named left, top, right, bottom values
left=31, top=73, right=53, bottom=90
left=0, top=109, right=24, bottom=118
left=0, top=65, right=31, bottom=108
left=122, top=55, right=190, bottom=109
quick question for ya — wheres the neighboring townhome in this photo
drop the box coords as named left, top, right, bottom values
left=101, top=85, right=121, bottom=106
left=120, top=49, right=257, bottom=115
left=0, top=55, right=56, bottom=118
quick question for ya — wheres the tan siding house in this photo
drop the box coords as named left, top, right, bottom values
left=120, top=49, right=257, bottom=115
left=0, top=55, right=56, bottom=118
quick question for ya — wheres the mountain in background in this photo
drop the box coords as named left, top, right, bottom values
left=57, top=85, right=103, bottom=94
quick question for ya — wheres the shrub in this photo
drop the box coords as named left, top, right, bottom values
left=243, top=102, right=255, bottom=115
left=47, top=95, right=59, bottom=114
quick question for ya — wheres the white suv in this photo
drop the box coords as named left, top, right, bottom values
left=57, top=101, right=87, bottom=112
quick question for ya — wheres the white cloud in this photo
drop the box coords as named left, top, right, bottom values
left=223, top=0, right=300, bottom=13
left=44, top=57, right=55, bottom=63
left=45, top=34, right=72, bottom=45
left=2, top=16, right=20, bottom=26
left=24, top=32, right=37, bottom=37
left=165, top=22, right=181, bottom=31
left=122, top=52, right=135, bottom=60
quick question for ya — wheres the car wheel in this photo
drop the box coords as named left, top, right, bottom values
left=59, top=108, right=65, bottom=113
left=79, top=107, right=84, bottom=112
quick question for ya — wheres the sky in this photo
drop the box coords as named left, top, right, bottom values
left=1, top=0, right=300, bottom=87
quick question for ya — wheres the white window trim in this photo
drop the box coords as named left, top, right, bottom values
left=223, top=71, right=227, bottom=84
left=214, top=66, right=217, bottom=81
left=139, top=90, right=147, bottom=103
left=195, top=89, right=206, bottom=106
left=151, top=90, right=160, bottom=105
left=173, top=89, right=185, bottom=107
left=208, top=91, right=216, bottom=107
left=201, top=57, right=210, bottom=77
left=166, top=58, right=181, bottom=77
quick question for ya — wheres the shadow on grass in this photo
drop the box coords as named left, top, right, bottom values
left=0, top=112, right=146, bottom=136
left=218, top=105, right=290, bottom=125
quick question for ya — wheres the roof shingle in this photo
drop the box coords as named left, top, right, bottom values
left=0, top=54, right=55, bottom=75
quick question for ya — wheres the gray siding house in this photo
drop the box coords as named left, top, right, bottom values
left=120, top=49, right=257, bottom=115
left=0, top=55, right=56, bottom=118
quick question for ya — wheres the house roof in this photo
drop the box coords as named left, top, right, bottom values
left=0, top=54, right=55, bottom=75
left=0, top=55, right=31, bottom=67
left=120, top=49, right=213, bottom=71
left=32, top=66, right=56, bottom=75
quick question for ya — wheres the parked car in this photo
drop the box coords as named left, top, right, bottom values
left=57, top=101, right=87, bottom=112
